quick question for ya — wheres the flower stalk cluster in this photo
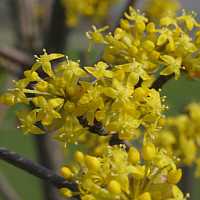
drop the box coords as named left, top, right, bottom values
left=1, top=4, right=200, bottom=199
left=60, top=144, right=189, bottom=200
left=87, top=7, right=200, bottom=82
left=0, top=47, right=167, bottom=145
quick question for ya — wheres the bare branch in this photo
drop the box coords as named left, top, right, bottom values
left=0, top=43, right=35, bottom=70
left=150, top=73, right=175, bottom=91
left=0, top=146, right=78, bottom=192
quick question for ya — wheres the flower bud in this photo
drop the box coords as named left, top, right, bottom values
left=120, top=19, right=130, bottom=30
left=129, top=46, right=138, bottom=57
left=149, top=50, right=160, bottom=61
left=102, top=53, right=115, bottom=63
left=65, top=164, right=78, bottom=174
left=107, top=180, right=121, bottom=195
left=24, top=70, right=38, bottom=81
left=36, top=81, right=49, bottom=92
left=167, top=169, right=182, bottom=184
left=115, top=69, right=125, bottom=81
left=142, top=141, right=156, bottom=161
left=142, top=40, right=155, bottom=52
left=64, top=101, right=75, bottom=113
left=132, top=38, right=141, bottom=46
left=134, top=22, right=146, bottom=33
left=138, top=192, right=151, bottom=200
left=95, top=110, right=106, bottom=122
left=0, top=93, right=16, bottom=106
left=131, top=165, right=145, bottom=180
left=60, top=188, right=72, bottom=198
left=74, top=151, right=84, bottom=163
left=133, top=87, right=149, bottom=100
left=128, top=147, right=140, bottom=164
left=85, top=155, right=101, bottom=172
left=146, top=22, right=155, bottom=33
left=61, top=167, right=72, bottom=179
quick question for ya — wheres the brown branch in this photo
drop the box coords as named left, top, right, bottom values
left=109, top=133, right=132, bottom=151
left=0, top=146, right=78, bottom=192
left=150, top=73, right=175, bottom=91
left=78, top=115, right=133, bottom=150
left=78, top=115, right=110, bottom=136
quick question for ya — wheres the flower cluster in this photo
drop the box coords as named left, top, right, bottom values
left=0, top=47, right=167, bottom=145
left=60, top=144, right=189, bottom=200
left=87, top=6, right=200, bottom=81
left=61, top=0, right=121, bottom=27
left=152, top=102, right=200, bottom=178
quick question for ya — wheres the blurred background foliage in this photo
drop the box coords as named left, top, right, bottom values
left=0, top=0, right=200, bottom=200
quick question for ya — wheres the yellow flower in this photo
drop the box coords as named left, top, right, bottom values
left=31, top=49, right=64, bottom=77
left=125, top=6, right=148, bottom=33
left=178, top=10, right=200, bottom=31
left=53, top=116, right=88, bottom=145
left=56, top=57, right=89, bottom=87
left=11, top=78, right=31, bottom=104
left=86, top=25, right=109, bottom=52
left=85, top=61, right=113, bottom=80
left=160, top=55, right=182, bottom=80
left=159, top=14, right=178, bottom=28
left=115, top=60, right=150, bottom=86
left=105, top=103, right=142, bottom=140
left=61, top=145, right=187, bottom=200
left=156, top=27, right=175, bottom=50
left=15, top=110, right=45, bottom=135
left=32, top=96, right=64, bottom=125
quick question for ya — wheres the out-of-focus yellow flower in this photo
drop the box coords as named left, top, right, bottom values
left=152, top=102, right=200, bottom=177
left=61, top=0, right=122, bottom=27
left=144, top=0, right=181, bottom=22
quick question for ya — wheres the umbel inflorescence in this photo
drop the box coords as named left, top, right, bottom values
left=0, top=48, right=166, bottom=143
left=60, top=144, right=189, bottom=200
left=1, top=5, right=200, bottom=200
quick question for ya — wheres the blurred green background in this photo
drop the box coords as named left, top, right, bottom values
left=0, top=0, right=200, bottom=199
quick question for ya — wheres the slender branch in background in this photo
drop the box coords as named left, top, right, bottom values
left=0, top=56, right=22, bottom=77
left=150, top=73, right=175, bottom=91
left=43, top=0, right=69, bottom=53
left=0, top=146, right=78, bottom=192
left=0, top=170, right=21, bottom=200
left=0, top=43, right=35, bottom=70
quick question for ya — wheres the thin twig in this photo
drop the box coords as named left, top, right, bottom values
left=150, top=73, right=175, bottom=91
left=109, top=133, right=132, bottom=151
left=0, top=43, right=35, bottom=69
left=0, top=146, right=78, bottom=192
